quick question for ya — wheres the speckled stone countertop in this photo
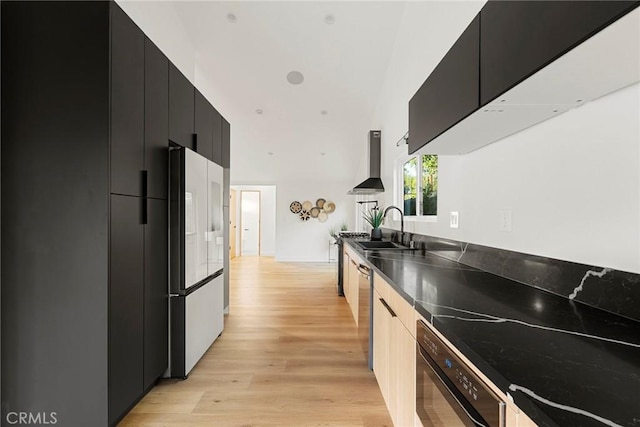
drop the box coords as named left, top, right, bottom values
left=345, top=240, right=640, bottom=427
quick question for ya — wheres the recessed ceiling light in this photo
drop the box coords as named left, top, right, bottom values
left=321, top=152, right=326, bottom=156
left=256, top=109, right=263, bottom=115
left=321, top=110, right=328, bottom=115
left=227, top=13, right=237, bottom=23
left=267, top=152, right=274, bottom=156
left=325, top=14, right=335, bottom=25
left=286, top=71, right=304, bottom=85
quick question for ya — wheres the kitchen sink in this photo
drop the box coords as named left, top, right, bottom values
left=356, top=240, right=406, bottom=250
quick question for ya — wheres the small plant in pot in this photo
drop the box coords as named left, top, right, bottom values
left=363, top=208, right=385, bottom=241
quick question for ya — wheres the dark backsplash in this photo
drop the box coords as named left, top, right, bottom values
left=383, top=228, right=640, bottom=323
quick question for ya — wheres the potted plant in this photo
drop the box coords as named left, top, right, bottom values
left=363, top=208, right=385, bottom=241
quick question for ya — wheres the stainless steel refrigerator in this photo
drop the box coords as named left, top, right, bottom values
left=169, top=146, right=225, bottom=378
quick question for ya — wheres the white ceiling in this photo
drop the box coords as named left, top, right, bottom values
left=172, top=1, right=409, bottom=183
left=120, top=1, right=484, bottom=184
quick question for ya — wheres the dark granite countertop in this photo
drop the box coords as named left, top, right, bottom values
left=345, top=239, right=640, bottom=427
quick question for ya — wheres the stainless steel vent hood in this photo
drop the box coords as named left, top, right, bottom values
left=348, top=130, right=384, bottom=195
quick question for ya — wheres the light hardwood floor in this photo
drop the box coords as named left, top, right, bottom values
left=120, top=257, right=393, bottom=427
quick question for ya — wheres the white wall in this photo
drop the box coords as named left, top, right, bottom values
left=369, top=2, right=640, bottom=273
left=232, top=185, right=277, bottom=257
left=116, top=1, right=196, bottom=83
left=275, top=180, right=354, bottom=262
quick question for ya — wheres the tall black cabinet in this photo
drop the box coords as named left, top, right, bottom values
left=1, top=2, right=169, bottom=426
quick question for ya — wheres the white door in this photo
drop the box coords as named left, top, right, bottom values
left=240, top=191, right=260, bottom=256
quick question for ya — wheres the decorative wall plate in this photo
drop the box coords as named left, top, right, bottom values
left=302, top=200, right=313, bottom=211
left=316, top=198, right=326, bottom=209
left=310, top=207, right=320, bottom=218
left=299, top=210, right=310, bottom=221
left=318, top=211, right=328, bottom=222
left=324, top=202, right=336, bottom=213
left=290, top=201, right=302, bottom=214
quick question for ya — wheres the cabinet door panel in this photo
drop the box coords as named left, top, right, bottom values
left=144, top=37, right=169, bottom=200
left=221, top=117, right=231, bottom=168
left=194, top=90, right=213, bottom=161
left=396, top=321, right=416, bottom=427
left=109, top=195, right=144, bottom=423
left=110, top=4, right=144, bottom=196
left=169, top=64, right=194, bottom=149
left=373, top=292, right=390, bottom=406
left=408, top=15, right=479, bottom=154
left=144, top=198, right=168, bottom=389
left=212, top=107, right=223, bottom=166
left=480, top=0, right=639, bottom=105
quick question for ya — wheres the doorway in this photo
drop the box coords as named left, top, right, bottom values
left=230, top=189, right=237, bottom=259
left=240, top=191, right=261, bottom=256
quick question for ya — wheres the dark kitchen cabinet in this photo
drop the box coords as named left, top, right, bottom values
left=480, top=0, right=640, bottom=105
left=144, top=37, right=169, bottom=200
left=144, top=198, right=169, bottom=390
left=1, top=2, right=111, bottom=425
left=212, top=107, right=223, bottom=166
left=221, top=117, right=231, bottom=168
left=408, top=15, right=480, bottom=154
left=169, top=64, right=195, bottom=149
left=109, top=195, right=144, bottom=424
left=195, top=89, right=214, bottom=161
left=2, top=3, right=173, bottom=426
left=2, top=2, right=228, bottom=424
left=110, top=4, right=144, bottom=197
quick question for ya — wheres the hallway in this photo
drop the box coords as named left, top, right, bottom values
left=120, top=257, right=392, bottom=426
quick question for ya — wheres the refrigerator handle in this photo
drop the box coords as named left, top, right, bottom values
left=192, top=133, right=198, bottom=153
left=141, top=170, right=148, bottom=225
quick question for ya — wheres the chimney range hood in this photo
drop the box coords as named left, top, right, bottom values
left=348, top=130, right=384, bottom=195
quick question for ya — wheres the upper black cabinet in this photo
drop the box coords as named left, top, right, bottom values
left=212, top=107, right=223, bottom=166
left=169, top=64, right=195, bottom=149
left=195, top=89, right=214, bottom=161
left=221, top=117, right=231, bottom=168
left=144, top=37, right=169, bottom=200
left=480, top=0, right=640, bottom=105
left=110, top=5, right=144, bottom=197
left=408, top=15, right=480, bottom=154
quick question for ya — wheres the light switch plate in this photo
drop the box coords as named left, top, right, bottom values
left=450, top=211, right=459, bottom=229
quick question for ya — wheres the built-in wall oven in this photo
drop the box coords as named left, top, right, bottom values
left=416, top=320, right=505, bottom=427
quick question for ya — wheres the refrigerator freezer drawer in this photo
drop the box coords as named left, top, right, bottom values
left=170, top=273, right=224, bottom=378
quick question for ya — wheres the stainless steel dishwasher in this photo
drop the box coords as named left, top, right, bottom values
left=356, top=263, right=372, bottom=369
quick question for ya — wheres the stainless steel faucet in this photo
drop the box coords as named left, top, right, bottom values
left=383, top=205, right=404, bottom=241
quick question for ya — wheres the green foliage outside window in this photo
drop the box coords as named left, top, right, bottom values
left=402, top=155, right=437, bottom=216
left=403, top=158, right=417, bottom=216
left=422, top=155, right=438, bottom=215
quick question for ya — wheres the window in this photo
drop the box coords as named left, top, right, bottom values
left=403, top=157, right=417, bottom=215
left=400, top=154, right=438, bottom=217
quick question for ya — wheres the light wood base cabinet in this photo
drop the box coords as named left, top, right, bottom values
left=373, top=274, right=416, bottom=427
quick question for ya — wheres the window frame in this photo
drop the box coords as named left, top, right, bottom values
left=396, top=151, right=438, bottom=222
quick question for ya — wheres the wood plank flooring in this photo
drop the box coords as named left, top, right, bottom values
left=119, top=257, right=393, bottom=427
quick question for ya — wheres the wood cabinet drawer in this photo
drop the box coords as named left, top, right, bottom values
left=374, top=272, right=414, bottom=336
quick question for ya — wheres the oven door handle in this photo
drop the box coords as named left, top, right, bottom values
left=417, top=347, right=494, bottom=427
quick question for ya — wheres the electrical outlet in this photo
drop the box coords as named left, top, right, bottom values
left=450, top=211, right=459, bottom=229
left=499, top=209, right=512, bottom=232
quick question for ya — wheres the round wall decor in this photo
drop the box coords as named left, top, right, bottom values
left=290, top=201, right=302, bottom=214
